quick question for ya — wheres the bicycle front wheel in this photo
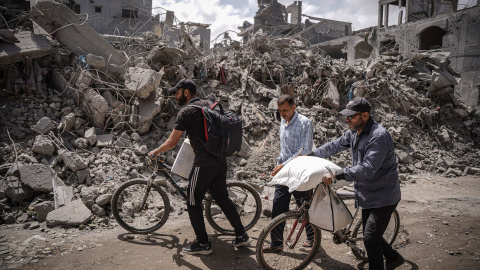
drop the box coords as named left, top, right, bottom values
left=256, top=211, right=321, bottom=270
left=350, top=209, right=401, bottom=261
left=111, top=179, right=171, bottom=234
left=205, top=181, right=261, bottom=235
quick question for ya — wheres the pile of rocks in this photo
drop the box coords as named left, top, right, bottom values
left=0, top=2, right=479, bottom=246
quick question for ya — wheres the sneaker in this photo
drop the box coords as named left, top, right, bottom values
left=232, top=233, right=252, bottom=247
left=386, top=254, right=405, bottom=270
left=262, top=245, right=283, bottom=254
left=182, top=241, right=213, bottom=255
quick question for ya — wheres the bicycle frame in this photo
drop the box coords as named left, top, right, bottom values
left=283, top=186, right=365, bottom=257
left=145, top=158, right=214, bottom=203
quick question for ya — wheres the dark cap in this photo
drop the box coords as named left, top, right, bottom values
left=168, top=79, right=196, bottom=95
left=339, top=97, right=371, bottom=116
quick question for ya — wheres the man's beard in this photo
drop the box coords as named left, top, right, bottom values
left=177, top=95, right=187, bottom=106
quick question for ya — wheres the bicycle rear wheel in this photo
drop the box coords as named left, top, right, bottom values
left=256, top=211, right=321, bottom=270
left=350, top=209, right=400, bottom=261
left=205, top=181, right=261, bottom=235
left=111, top=179, right=171, bottom=234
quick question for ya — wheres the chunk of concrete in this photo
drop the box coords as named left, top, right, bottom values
left=55, top=185, right=74, bottom=207
left=97, top=134, right=113, bottom=147
left=34, top=201, right=55, bottom=222
left=125, top=67, right=163, bottom=99
left=86, top=54, right=106, bottom=69
left=6, top=176, right=34, bottom=203
left=29, top=1, right=126, bottom=77
left=95, top=194, right=112, bottom=206
left=32, top=135, right=55, bottom=156
left=19, top=164, right=54, bottom=192
left=58, top=113, right=76, bottom=132
left=84, top=127, right=97, bottom=145
left=46, top=200, right=92, bottom=227
left=58, top=149, right=87, bottom=172
left=77, top=169, right=90, bottom=184
left=32, top=117, right=55, bottom=135
left=322, top=80, right=340, bottom=108
left=134, top=92, right=164, bottom=134
left=82, top=88, right=108, bottom=127
left=0, top=31, right=52, bottom=65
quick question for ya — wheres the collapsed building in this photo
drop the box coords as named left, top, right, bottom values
left=238, top=0, right=352, bottom=45
left=0, top=0, right=479, bottom=267
left=316, top=0, right=480, bottom=111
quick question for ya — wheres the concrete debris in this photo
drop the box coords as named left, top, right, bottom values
left=32, top=135, right=55, bottom=156
left=46, top=200, right=92, bottom=227
left=18, top=164, right=53, bottom=192
left=124, top=67, right=164, bottom=99
left=0, top=5, right=479, bottom=266
left=32, top=117, right=56, bottom=135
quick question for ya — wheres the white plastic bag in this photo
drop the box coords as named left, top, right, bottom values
left=308, top=185, right=353, bottom=232
left=268, top=156, right=343, bottom=192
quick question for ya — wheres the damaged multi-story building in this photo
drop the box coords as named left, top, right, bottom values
left=315, top=0, right=480, bottom=110
left=238, top=0, right=352, bottom=45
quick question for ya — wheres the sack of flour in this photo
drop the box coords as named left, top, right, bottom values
left=268, top=156, right=346, bottom=192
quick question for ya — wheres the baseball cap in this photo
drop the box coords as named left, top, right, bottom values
left=167, top=79, right=197, bottom=95
left=339, top=97, right=371, bottom=116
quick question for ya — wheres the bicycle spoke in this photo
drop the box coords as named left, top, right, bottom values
left=257, top=212, right=321, bottom=270
left=112, top=179, right=170, bottom=234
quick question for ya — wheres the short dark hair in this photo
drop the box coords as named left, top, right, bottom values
left=277, top=94, right=295, bottom=106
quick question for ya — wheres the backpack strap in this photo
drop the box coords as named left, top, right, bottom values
left=188, top=104, right=209, bottom=142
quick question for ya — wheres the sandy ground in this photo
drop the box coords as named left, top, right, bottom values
left=2, top=173, right=480, bottom=270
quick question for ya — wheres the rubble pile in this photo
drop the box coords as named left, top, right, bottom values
left=0, top=2, right=479, bottom=259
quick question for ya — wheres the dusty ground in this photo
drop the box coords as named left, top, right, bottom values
left=2, top=173, right=480, bottom=270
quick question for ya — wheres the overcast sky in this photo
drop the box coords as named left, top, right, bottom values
left=152, top=0, right=477, bottom=44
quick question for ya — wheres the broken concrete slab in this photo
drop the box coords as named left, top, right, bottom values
left=124, top=67, right=164, bottom=99
left=19, top=164, right=53, bottom=192
left=32, top=135, right=55, bottom=156
left=84, top=127, right=97, bottom=145
left=95, top=194, right=112, bottom=206
left=86, top=54, right=106, bottom=70
left=6, top=176, right=34, bottom=203
left=134, top=91, right=165, bottom=134
left=96, top=134, right=113, bottom=147
left=58, top=149, right=87, bottom=172
left=29, top=1, right=127, bottom=77
left=58, top=113, right=76, bottom=132
left=32, top=117, right=55, bottom=135
left=55, top=186, right=74, bottom=207
left=0, top=31, right=52, bottom=65
left=81, top=88, right=108, bottom=127
left=34, top=201, right=55, bottom=222
left=46, top=199, right=92, bottom=227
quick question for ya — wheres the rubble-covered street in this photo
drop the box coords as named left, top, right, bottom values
left=0, top=0, right=479, bottom=269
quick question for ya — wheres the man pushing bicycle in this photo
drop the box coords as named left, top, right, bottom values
left=149, top=79, right=251, bottom=255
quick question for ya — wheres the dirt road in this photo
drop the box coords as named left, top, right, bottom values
left=3, top=174, right=480, bottom=270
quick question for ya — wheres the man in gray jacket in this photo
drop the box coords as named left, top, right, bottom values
left=308, top=97, right=404, bottom=270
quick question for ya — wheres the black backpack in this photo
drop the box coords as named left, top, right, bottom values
left=188, top=102, right=243, bottom=157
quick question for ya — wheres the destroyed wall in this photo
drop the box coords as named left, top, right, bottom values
left=316, top=5, right=480, bottom=110
left=300, top=18, right=352, bottom=45
left=64, top=0, right=153, bottom=36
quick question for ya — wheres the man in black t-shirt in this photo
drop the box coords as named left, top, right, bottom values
left=149, top=79, right=251, bottom=255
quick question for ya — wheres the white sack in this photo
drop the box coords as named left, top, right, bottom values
left=308, top=185, right=353, bottom=232
left=268, top=156, right=346, bottom=192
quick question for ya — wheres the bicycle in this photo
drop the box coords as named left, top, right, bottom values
left=255, top=169, right=400, bottom=270
left=111, top=156, right=262, bottom=235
